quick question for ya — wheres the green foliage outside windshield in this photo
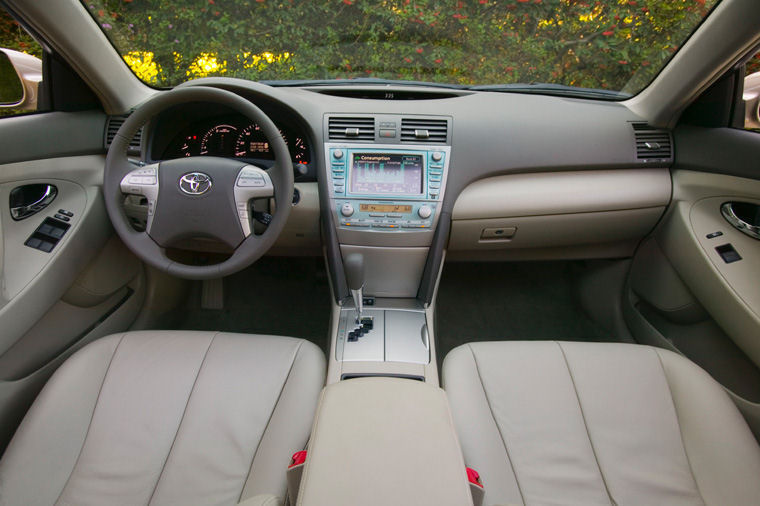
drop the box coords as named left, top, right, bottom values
left=87, top=0, right=716, bottom=94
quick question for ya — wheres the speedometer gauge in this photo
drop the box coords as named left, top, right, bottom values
left=235, top=124, right=273, bottom=159
left=200, top=124, right=238, bottom=156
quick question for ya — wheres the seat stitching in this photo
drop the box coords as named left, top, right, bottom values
left=147, top=331, right=218, bottom=505
left=54, top=333, right=128, bottom=506
left=556, top=341, right=615, bottom=506
left=237, top=339, right=304, bottom=503
left=467, top=344, right=526, bottom=506
left=652, top=349, right=706, bottom=506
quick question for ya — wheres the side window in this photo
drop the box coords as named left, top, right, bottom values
left=744, top=50, right=760, bottom=132
left=0, top=8, right=43, bottom=118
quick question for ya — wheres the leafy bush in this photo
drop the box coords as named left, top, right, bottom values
left=86, top=0, right=718, bottom=93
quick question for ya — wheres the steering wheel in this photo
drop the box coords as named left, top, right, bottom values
left=104, top=86, right=294, bottom=280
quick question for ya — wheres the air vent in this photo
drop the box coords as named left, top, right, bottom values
left=401, top=118, right=448, bottom=144
left=328, top=117, right=375, bottom=141
left=632, top=123, right=672, bottom=161
left=105, top=114, right=143, bottom=154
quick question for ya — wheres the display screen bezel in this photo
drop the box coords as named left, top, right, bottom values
left=347, top=152, right=425, bottom=196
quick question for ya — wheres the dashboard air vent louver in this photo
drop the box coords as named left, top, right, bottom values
left=400, top=118, right=448, bottom=144
left=105, top=114, right=143, bottom=154
left=632, top=123, right=672, bottom=161
left=328, top=117, right=375, bottom=141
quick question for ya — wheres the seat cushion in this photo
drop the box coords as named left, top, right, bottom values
left=0, top=331, right=325, bottom=506
left=442, top=341, right=760, bottom=506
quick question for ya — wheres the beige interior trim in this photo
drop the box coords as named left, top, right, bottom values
left=657, top=170, right=760, bottom=366
left=449, top=169, right=670, bottom=258
left=452, top=169, right=671, bottom=219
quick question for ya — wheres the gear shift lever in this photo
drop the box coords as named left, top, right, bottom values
left=344, top=253, right=364, bottom=323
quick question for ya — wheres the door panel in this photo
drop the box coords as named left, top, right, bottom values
left=0, top=112, right=145, bottom=451
left=626, top=124, right=760, bottom=437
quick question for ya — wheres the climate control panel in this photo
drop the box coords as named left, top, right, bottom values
left=335, top=200, right=438, bottom=230
left=325, top=143, right=450, bottom=234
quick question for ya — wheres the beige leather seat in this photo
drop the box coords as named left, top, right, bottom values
left=443, top=341, right=760, bottom=506
left=0, top=331, right=325, bottom=506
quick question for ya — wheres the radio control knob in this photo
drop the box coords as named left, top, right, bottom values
left=333, top=149, right=344, bottom=160
left=340, top=203, right=354, bottom=217
left=431, top=152, right=443, bottom=162
left=418, top=205, right=432, bottom=219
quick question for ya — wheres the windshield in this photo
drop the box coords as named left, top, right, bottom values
left=83, top=0, right=718, bottom=97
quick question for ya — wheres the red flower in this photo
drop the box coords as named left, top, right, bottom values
left=404, top=57, right=412, bottom=63
left=505, top=66, right=514, bottom=72
left=343, top=0, right=353, bottom=4
left=434, top=58, right=442, bottom=64
left=618, top=60, right=628, bottom=64
left=517, top=0, right=530, bottom=3
left=641, top=60, right=650, bottom=66
left=416, top=48, right=423, bottom=53
left=602, top=31, right=614, bottom=36
left=452, top=13, right=467, bottom=19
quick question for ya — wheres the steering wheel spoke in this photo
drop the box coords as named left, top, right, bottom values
left=119, top=163, right=160, bottom=231
left=234, top=165, right=274, bottom=237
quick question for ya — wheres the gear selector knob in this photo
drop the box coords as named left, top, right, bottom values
left=344, top=253, right=365, bottom=322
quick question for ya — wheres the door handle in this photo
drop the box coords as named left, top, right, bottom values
left=9, top=183, right=58, bottom=221
left=721, top=202, right=760, bottom=241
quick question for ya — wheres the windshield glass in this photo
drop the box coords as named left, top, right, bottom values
left=83, top=0, right=718, bottom=97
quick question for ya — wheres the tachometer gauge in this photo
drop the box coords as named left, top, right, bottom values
left=200, top=124, right=238, bottom=156
left=235, top=123, right=274, bottom=159
left=291, top=136, right=309, bottom=164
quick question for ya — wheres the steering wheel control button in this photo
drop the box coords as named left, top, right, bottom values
left=418, top=205, right=432, bottom=219
left=341, top=203, right=355, bottom=217
left=179, top=172, right=213, bottom=195
left=237, top=177, right=266, bottom=187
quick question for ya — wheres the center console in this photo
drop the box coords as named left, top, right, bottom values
left=293, top=377, right=476, bottom=506
left=324, top=115, right=452, bottom=384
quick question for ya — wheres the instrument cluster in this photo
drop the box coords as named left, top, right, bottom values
left=162, top=118, right=311, bottom=166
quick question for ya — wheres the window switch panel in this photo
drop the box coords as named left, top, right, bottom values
left=24, top=218, right=71, bottom=253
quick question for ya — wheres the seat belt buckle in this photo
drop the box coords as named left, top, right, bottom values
left=287, top=451, right=307, bottom=504
left=466, top=467, right=484, bottom=506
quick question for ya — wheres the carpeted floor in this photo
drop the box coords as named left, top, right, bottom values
left=435, top=261, right=612, bottom=365
left=175, top=256, right=332, bottom=353
left=173, top=258, right=614, bottom=365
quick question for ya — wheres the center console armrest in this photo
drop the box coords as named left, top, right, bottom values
left=296, top=377, right=474, bottom=506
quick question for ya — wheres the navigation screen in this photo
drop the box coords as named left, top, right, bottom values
left=350, top=153, right=423, bottom=195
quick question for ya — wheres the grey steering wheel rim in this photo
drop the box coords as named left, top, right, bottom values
left=104, top=86, right=294, bottom=280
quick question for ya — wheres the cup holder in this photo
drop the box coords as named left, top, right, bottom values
left=721, top=201, right=760, bottom=240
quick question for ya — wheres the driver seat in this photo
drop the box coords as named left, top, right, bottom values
left=0, top=331, right=325, bottom=505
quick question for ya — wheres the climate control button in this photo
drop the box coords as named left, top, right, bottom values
left=418, top=205, right=432, bottom=219
left=340, top=203, right=355, bottom=217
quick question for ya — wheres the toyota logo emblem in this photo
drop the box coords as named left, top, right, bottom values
left=179, top=172, right=212, bottom=195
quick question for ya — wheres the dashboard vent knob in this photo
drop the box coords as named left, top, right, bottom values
left=632, top=122, right=672, bottom=162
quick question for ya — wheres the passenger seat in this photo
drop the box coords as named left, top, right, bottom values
left=443, top=341, right=760, bottom=505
